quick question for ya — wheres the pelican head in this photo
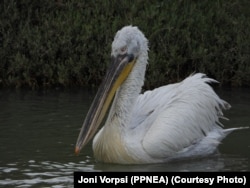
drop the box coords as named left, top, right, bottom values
left=75, top=26, right=148, bottom=155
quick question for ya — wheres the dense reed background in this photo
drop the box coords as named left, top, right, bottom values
left=1, top=0, right=249, bottom=89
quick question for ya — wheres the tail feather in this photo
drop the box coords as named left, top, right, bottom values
left=223, top=127, right=249, bottom=135
left=172, top=127, right=249, bottom=160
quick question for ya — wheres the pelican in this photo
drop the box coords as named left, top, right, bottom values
left=75, top=25, right=244, bottom=164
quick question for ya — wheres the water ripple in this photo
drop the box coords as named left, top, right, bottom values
left=0, top=160, right=96, bottom=187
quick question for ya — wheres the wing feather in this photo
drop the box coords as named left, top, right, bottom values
left=132, top=73, right=230, bottom=159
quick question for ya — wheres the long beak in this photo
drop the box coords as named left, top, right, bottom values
left=75, top=54, right=136, bottom=155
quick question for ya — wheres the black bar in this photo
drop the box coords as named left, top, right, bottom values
left=74, top=172, right=249, bottom=188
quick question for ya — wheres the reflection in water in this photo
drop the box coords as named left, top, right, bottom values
left=0, top=159, right=95, bottom=187
left=0, top=155, right=248, bottom=187
left=0, top=88, right=249, bottom=187
left=93, top=154, right=249, bottom=172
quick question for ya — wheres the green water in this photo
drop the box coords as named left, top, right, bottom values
left=0, top=88, right=249, bottom=187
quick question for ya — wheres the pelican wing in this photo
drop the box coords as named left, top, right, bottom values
left=132, top=73, right=230, bottom=159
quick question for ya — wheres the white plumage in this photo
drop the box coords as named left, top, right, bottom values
left=76, top=25, right=244, bottom=164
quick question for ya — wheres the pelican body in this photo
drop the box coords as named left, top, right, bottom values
left=75, top=26, right=242, bottom=164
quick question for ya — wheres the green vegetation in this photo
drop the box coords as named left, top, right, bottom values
left=1, top=0, right=250, bottom=89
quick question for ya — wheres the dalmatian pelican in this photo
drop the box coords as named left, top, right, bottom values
left=75, top=25, right=243, bottom=164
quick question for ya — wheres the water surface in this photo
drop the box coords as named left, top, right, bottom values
left=0, top=88, right=249, bottom=187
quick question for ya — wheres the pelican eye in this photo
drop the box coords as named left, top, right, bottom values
left=120, top=46, right=127, bottom=54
